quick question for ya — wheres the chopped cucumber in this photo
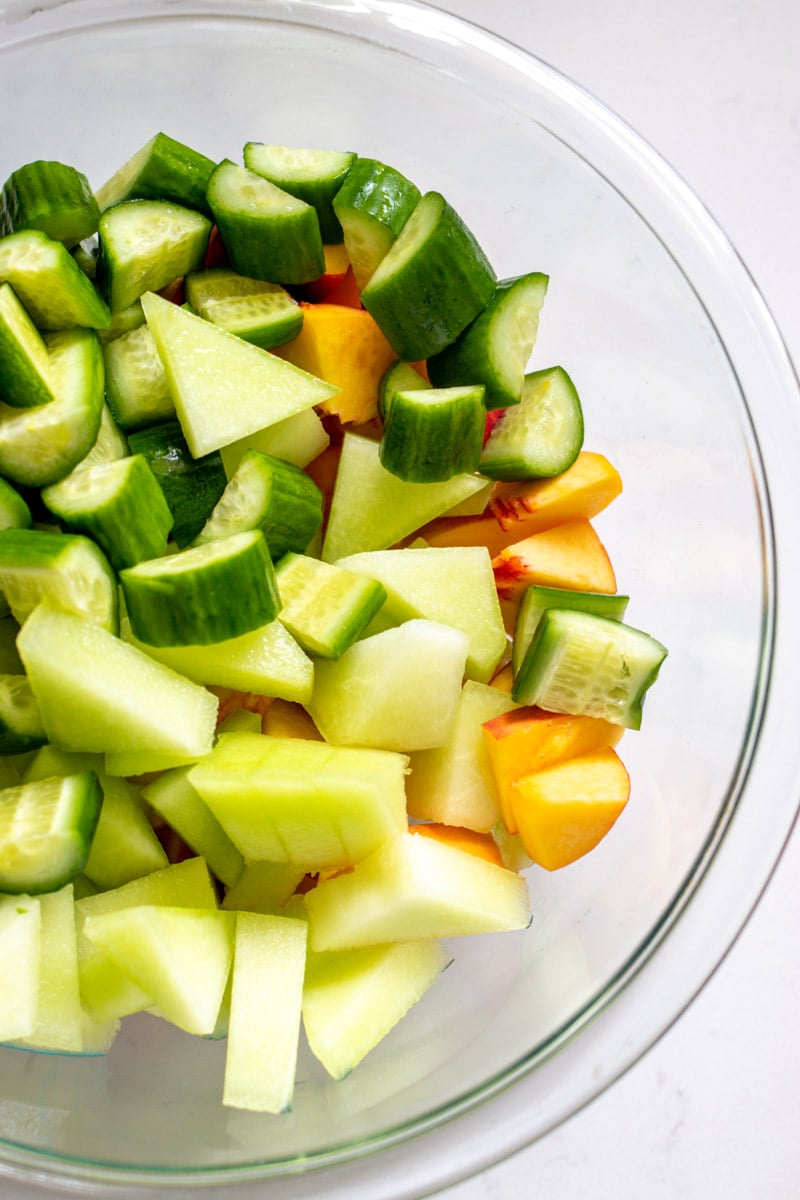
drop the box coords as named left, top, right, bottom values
left=0, top=229, right=110, bottom=330
left=377, top=358, right=428, bottom=421
left=512, top=585, right=630, bottom=676
left=332, top=157, right=421, bottom=289
left=513, top=608, right=668, bottom=728
left=0, top=674, right=46, bottom=755
left=243, top=142, right=355, bottom=244
left=379, top=383, right=486, bottom=482
left=479, top=366, right=585, bottom=480
left=97, top=200, right=211, bottom=313
left=103, top=323, right=175, bottom=430
left=0, top=528, right=118, bottom=633
left=184, top=268, right=303, bottom=350
left=0, top=772, right=102, bottom=894
left=0, top=281, right=56, bottom=408
left=275, top=552, right=387, bottom=659
left=127, top=418, right=227, bottom=548
left=121, top=530, right=280, bottom=647
left=1, top=160, right=100, bottom=246
left=95, top=132, right=215, bottom=216
left=0, top=476, right=32, bottom=532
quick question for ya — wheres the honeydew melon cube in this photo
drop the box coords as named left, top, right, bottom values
left=188, top=732, right=408, bottom=871
left=304, top=831, right=531, bottom=951
left=336, top=546, right=506, bottom=683
left=306, top=618, right=468, bottom=751
left=141, top=766, right=245, bottom=889
left=16, top=600, right=218, bottom=758
left=0, top=893, right=40, bottom=1041
left=405, top=681, right=518, bottom=832
left=223, top=912, right=307, bottom=1113
left=82, top=905, right=235, bottom=1036
left=303, top=939, right=452, bottom=1080
left=76, top=857, right=218, bottom=1023
left=221, top=861, right=305, bottom=914
left=20, top=884, right=82, bottom=1053
left=124, top=616, right=314, bottom=706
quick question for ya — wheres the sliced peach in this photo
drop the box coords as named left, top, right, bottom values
left=481, top=707, right=623, bottom=833
left=262, top=699, right=324, bottom=741
left=510, top=747, right=630, bottom=870
left=409, top=822, right=505, bottom=868
left=490, top=451, right=622, bottom=534
left=414, top=512, right=522, bottom=558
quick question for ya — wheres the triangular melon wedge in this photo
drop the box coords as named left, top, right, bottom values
left=141, top=291, right=339, bottom=457
left=337, top=545, right=506, bottom=683
left=0, top=893, right=41, bottom=1042
left=20, top=884, right=83, bottom=1053
left=81, top=905, right=235, bottom=1036
left=321, top=433, right=489, bottom=562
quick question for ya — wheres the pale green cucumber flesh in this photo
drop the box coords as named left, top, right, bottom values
left=275, top=552, right=387, bottom=659
left=0, top=674, right=46, bottom=755
left=333, top=157, right=421, bottom=289
left=97, top=200, right=212, bottom=312
left=377, top=358, right=428, bottom=421
left=0, top=281, right=55, bottom=408
left=0, top=528, right=118, bottom=633
left=185, top=268, right=302, bottom=349
left=95, top=132, right=215, bottom=216
left=479, top=365, right=585, bottom=480
left=103, top=323, right=175, bottom=430
left=0, top=476, right=32, bottom=532
left=0, top=772, right=102, bottom=894
left=243, top=143, right=355, bottom=244
left=0, top=229, right=110, bottom=330
left=512, top=585, right=630, bottom=676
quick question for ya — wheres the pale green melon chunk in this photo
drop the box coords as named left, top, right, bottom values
left=321, top=432, right=489, bottom=562
left=16, top=599, right=218, bottom=758
left=220, top=406, right=329, bottom=476
left=141, top=291, right=338, bottom=458
left=307, top=619, right=468, bottom=752
left=223, top=912, right=307, bottom=1113
left=142, top=766, right=245, bottom=890
left=188, top=731, right=408, bottom=871
left=123, top=616, right=313, bottom=706
left=336, top=545, right=506, bottom=683
left=0, top=893, right=41, bottom=1041
left=76, top=857, right=217, bottom=1023
left=221, top=861, right=305, bottom=913
left=82, top=905, right=235, bottom=1036
left=303, top=939, right=452, bottom=1080
left=305, top=832, right=531, bottom=951
left=18, top=883, right=82, bottom=1053
left=406, top=680, right=519, bottom=832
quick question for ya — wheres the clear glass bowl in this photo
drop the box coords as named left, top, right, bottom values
left=1, top=1, right=799, bottom=1195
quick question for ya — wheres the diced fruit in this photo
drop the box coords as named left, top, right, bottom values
left=405, top=680, right=517, bottom=832
left=481, top=706, right=624, bottom=833
left=321, top=432, right=487, bottom=562
left=188, top=732, right=408, bottom=870
left=82, top=906, right=235, bottom=1035
left=16, top=600, right=219, bottom=758
left=219, top=406, right=329, bottom=477
left=417, top=511, right=523, bottom=559
left=18, top=884, right=83, bottom=1053
left=305, top=831, right=531, bottom=950
left=221, top=861, right=305, bottom=914
left=336, top=545, right=506, bottom=683
left=303, top=938, right=451, bottom=1080
left=275, top=552, right=387, bottom=659
left=0, top=893, right=41, bottom=1041
left=141, top=290, right=338, bottom=458
left=307, top=619, right=468, bottom=751
left=409, top=823, right=505, bottom=867
left=489, top=450, right=622, bottom=533
left=0, top=772, right=102, bottom=894
left=223, top=912, right=308, bottom=1113
left=142, top=767, right=245, bottom=889
left=510, top=747, right=631, bottom=870
left=262, top=698, right=323, bottom=741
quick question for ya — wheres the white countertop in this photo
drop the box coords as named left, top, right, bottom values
left=437, top=1, right=800, bottom=1197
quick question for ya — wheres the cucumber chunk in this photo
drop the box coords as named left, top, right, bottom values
left=0, top=229, right=110, bottom=330
left=194, top=449, right=323, bottom=560
left=0, top=476, right=32, bottom=532
left=332, top=157, right=421, bottom=289
left=0, top=674, right=46, bottom=755
left=97, top=200, right=212, bottom=313
left=207, top=159, right=325, bottom=285
left=127, top=418, right=227, bottom=548
left=244, top=143, right=355, bottom=244
left=1, top=160, right=100, bottom=246
left=95, top=132, right=215, bottom=216
left=0, top=327, right=104, bottom=488
left=121, top=530, right=280, bottom=647
left=0, top=528, right=118, bottom=633
left=361, top=191, right=496, bottom=360
left=377, top=358, right=428, bottom=421
left=427, top=272, right=549, bottom=409
left=479, top=366, right=585, bottom=480
left=379, top=383, right=486, bottom=482
left=0, top=281, right=56, bottom=408
left=512, top=585, right=630, bottom=676
left=184, top=268, right=303, bottom=350
left=275, top=552, right=387, bottom=659
left=512, top=608, right=668, bottom=729
left=0, top=772, right=102, bottom=894
left=103, top=323, right=175, bottom=430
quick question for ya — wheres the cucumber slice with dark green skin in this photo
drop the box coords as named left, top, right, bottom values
left=0, top=230, right=110, bottom=331
left=71, top=235, right=99, bottom=280
left=43, top=406, right=130, bottom=514
left=380, top=383, right=486, bottom=483
left=479, top=366, right=585, bottom=480
left=243, top=143, right=355, bottom=245
left=0, top=477, right=31, bottom=532
left=207, top=160, right=325, bottom=285
left=127, top=419, right=227, bottom=549
left=512, top=585, right=630, bottom=676
left=95, top=132, right=216, bottom=217
left=42, top=454, right=174, bottom=571
left=0, top=771, right=103, bottom=894
left=97, top=200, right=212, bottom=313
left=0, top=328, right=104, bottom=488
left=0, top=675, right=46, bottom=755
left=96, top=300, right=146, bottom=344
left=377, top=359, right=428, bottom=421
left=275, top=552, right=387, bottom=659
left=512, top=608, right=668, bottom=729
left=194, top=449, right=322, bottom=560
left=103, top=323, right=174, bottom=430
left=0, top=528, right=119, bottom=633
left=184, top=268, right=303, bottom=350
left=1, top=161, right=101, bottom=246
left=427, top=272, right=549, bottom=409
left=121, top=530, right=280, bottom=647
left=361, top=192, right=496, bottom=361
left=0, top=282, right=56, bottom=408
left=332, top=158, right=421, bottom=290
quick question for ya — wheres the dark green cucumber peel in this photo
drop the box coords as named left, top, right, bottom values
left=379, top=384, right=486, bottom=483
left=128, top=420, right=227, bottom=549
left=244, top=143, right=356, bottom=245
left=1, top=160, right=101, bottom=246
left=95, top=132, right=216, bottom=217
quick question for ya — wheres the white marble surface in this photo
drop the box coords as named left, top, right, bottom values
left=436, top=1, right=800, bottom=1197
